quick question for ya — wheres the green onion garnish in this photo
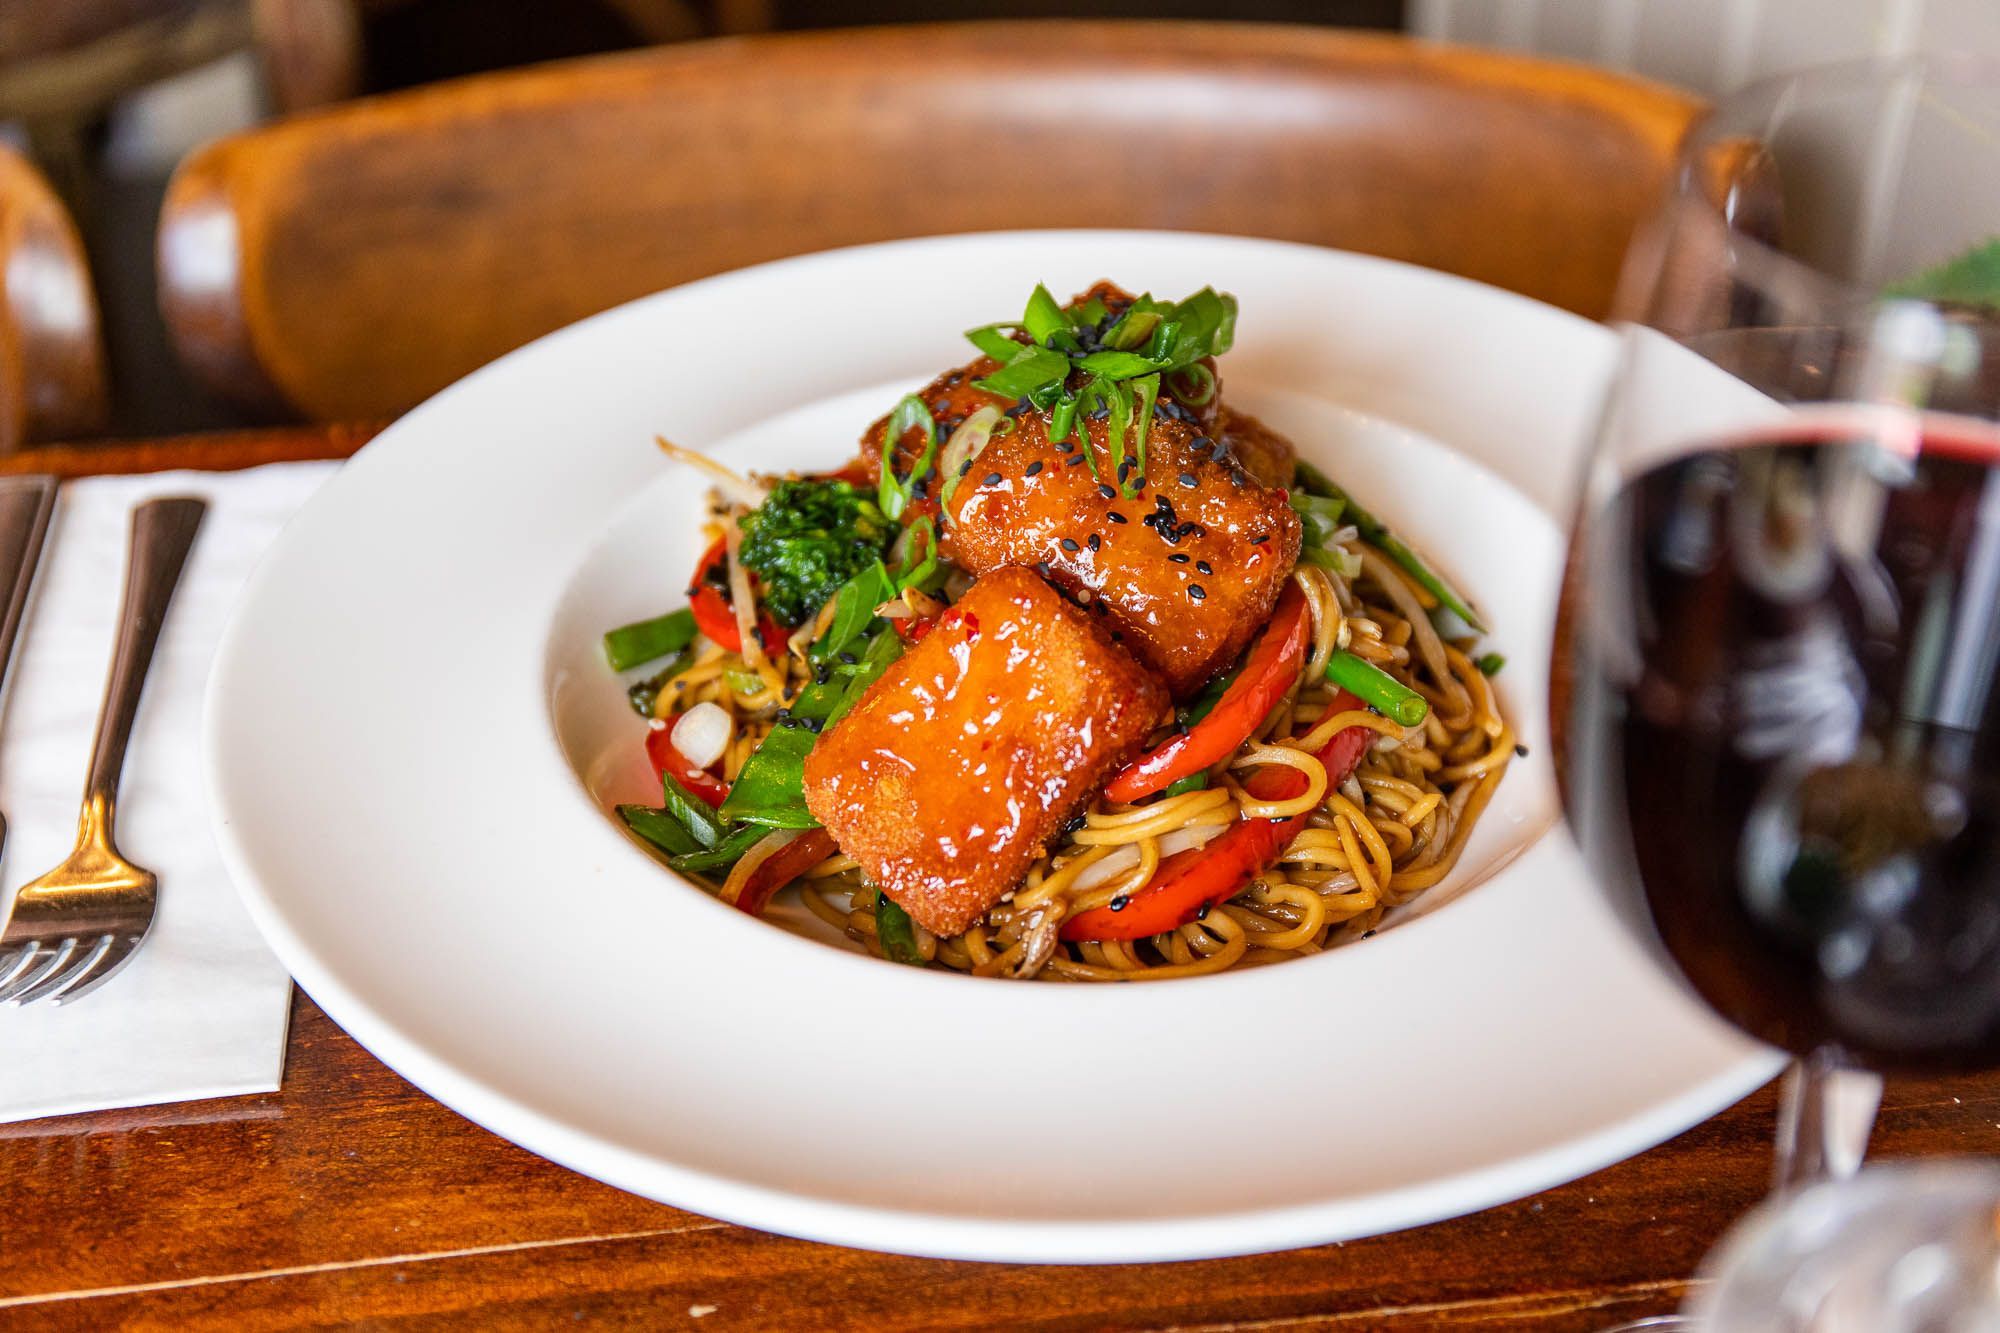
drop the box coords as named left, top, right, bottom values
left=878, top=394, right=938, bottom=522
left=1325, top=651, right=1430, bottom=728
left=1475, top=652, right=1506, bottom=677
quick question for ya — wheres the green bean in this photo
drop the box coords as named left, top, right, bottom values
left=1294, top=461, right=1486, bottom=632
left=617, top=804, right=699, bottom=857
left=602, top=608, right=696, bottom=672
left=1325, top=650, right=1429, bottom=728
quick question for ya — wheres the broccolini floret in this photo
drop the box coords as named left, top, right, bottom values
left=737, top=479, right=892, bottom=627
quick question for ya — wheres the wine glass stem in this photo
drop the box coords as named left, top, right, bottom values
left=1771, top=1047, right=1883, bottom=1193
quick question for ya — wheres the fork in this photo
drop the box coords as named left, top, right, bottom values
left=0, top=496, right=206, bottom=1006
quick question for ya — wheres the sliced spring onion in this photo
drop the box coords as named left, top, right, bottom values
left=1168, top=362, right=1216, bottom=406
left=1162, top=773, right=1209, bottom=797
left=878, top=395, right=938, bottom=522
left=1476, top=652, right=1507, bottom=676
left=975, top=344, right=1070, bottom=400
left=875, top=894, right=927, bottom=966
left=602, top=607, right=696, bottom=673
left=618, top=803, right=700, bottom=857
left=936, top=405, right=1003, bottom=521
left=661, top=771, right=730, bottom=848
left=1023, top=283, right=1073, bottom=348
left=1101, top=308, right=1162, bottom=351
left=1294, top=460, right=1486, bottom=633
left=963, top=323, right=1023, bottom=362
left=1324, top=651, right=1429, bottom=728
left=1300, top=544, right=1364, bottom=579
left=671, top=701, right=730, bottom=770
left=723, top=667, right=766, bottom=696
left=1129, top=372, right=1160, bottom=486
left=1078, top=348, right=1169, bottom=379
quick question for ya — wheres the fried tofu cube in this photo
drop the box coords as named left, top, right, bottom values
left=801, top=566, right=1167, bottom=937
left=944, top=413, right=1302, bottom=698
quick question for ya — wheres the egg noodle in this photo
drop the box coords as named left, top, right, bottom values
left=654, top=502, right=1512, bottom=982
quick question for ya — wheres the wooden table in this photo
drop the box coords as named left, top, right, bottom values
left=6, top=426, right=1999, bottom=1331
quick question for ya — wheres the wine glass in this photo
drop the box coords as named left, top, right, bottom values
left=1556, top=55, right=2000, bottom=1329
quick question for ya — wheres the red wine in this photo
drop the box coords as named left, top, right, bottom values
left=1561, top=416, right=2000, bottom=1072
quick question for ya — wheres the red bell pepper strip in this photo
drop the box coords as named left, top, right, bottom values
left=686, top=538, right=787, bottom=655
left=733, top=828, right=839, bottom=918
left=1103, top=583, right=1313, bottom=804
left=1062, top=690, right=1372, bottom=942
left=645, top=717, right=731, bottom=808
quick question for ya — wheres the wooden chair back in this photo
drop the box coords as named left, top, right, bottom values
left=159, top=21, right=1701, bottom=422
left=0, top=143, right=108, bottom=452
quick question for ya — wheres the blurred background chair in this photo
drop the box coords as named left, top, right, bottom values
left=155, top=21, right=1699, bottom=423
left=0, top=141, right=108, bottom=453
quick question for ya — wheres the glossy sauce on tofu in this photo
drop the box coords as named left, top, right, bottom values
left=801, top=567, right=1166, bottom=937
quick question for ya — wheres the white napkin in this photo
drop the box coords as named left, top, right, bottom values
left=0, top=462, right=335, bottom=1122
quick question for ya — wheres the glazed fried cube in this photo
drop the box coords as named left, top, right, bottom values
left=943, top=411, right=1302, bottom=698
left=801, top=567, right=1167, bottom=937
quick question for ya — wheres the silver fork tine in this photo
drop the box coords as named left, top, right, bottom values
left=0, top=938, right=71, bottom=1005
left=50, top=935, right=139, bottom=1006
left=0, top=943, right=36, bottom=991
left=14, top=933, right=112, bottom=1005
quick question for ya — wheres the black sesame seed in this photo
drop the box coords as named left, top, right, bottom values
left=1168, top=553, right=1190, bottom=564
left=1177, top=471, right=1197, bottom=488
left=1196, top=560, right=1212, bottom=575
left=958, top=460, right=972, bottom=476
left=1107, top=511, right=1128, bottom=524
left=1097, top=483, right=1116, bottom=499
left=1060, top=537, right=1080, bottom=552
left=982, top=472, right=1003, bottom=487
left=1191, top=436, right=1212, bottom=451
left=1194, top=902, right=1211, bottom=922
left=1249, top=532, right=1269, bottom=543
left=1109, top=894, right=1130, bottom=912
left=1066, top=454, right=1087, bottom=467
left=1117, top=458, right=1134, bottom=477
left=837, top=651, right=858, bottom=665
left=1025, top=461, right=1044, bottom=476
left=1515, top=743, right=1531, bottom=758
left=1063, top=812, right=1088, bottom=834
left=1188, top=584, right=1207, bottom=600
left=1089, top=408, right=1110, bottom=421
left=1132, top=475, right=1147, bottom=490
left=1362, top=929, right=1377, bottom=939
left=1087, top=533, right=1101, bottom=551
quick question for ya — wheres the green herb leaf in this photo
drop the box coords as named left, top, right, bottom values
left=1048, top=390, right=1083, bottom=449
left=875, top=893, right=927, bottom=966
left=618, top=803, right=700, bottom=857
left=603, top=607, right=697, bottom=672
left=1884, top=236, right=2000, bottom=309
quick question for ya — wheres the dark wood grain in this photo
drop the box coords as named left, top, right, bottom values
left=0, top=142, right=108, bottom=456
left=5, top=427, right=1998, bottom=1330
left=157, top=21, right=1700, bottom=421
